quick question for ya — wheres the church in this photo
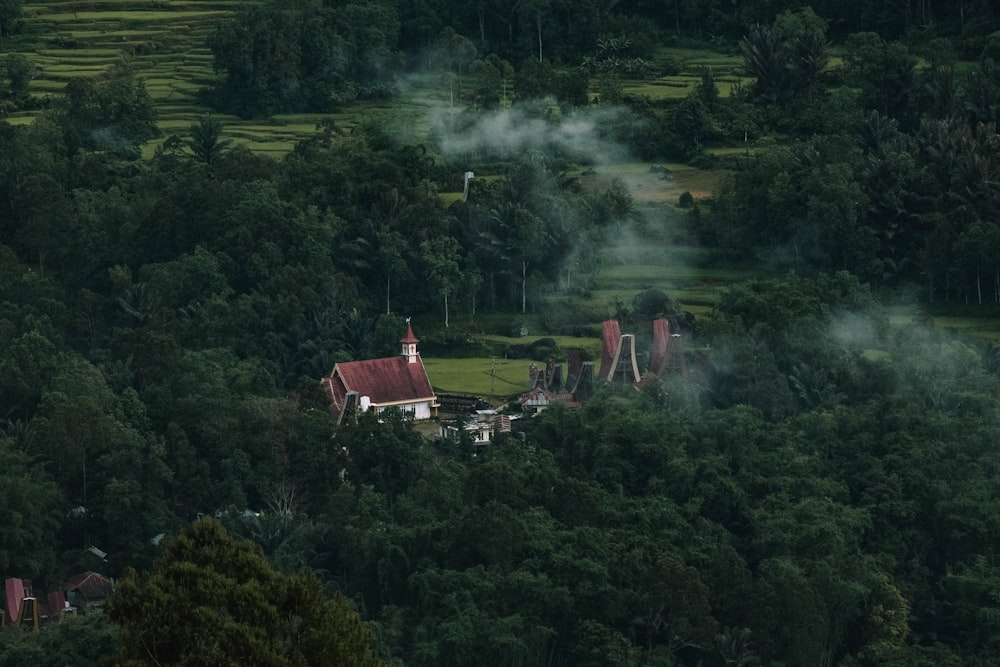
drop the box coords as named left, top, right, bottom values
left=321, top=322, right=438, bottom=422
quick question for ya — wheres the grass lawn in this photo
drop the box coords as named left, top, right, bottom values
left=928, top=316, right=1000, bottom=343
left=471, top=334, right=603, bottom=358
left=423, top=357, right=533, bottom=400
left=574, top=161, right=725, bottom=204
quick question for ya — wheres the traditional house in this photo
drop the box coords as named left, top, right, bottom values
left=4, top=577, right=69, bottom=628
left=321, top=322, right=438, bottom=422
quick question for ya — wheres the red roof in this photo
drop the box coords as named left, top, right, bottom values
left=400, top=322, right=419, bottom=344
left=599, top=320, right=622, bottom=380
left=63, top=572, right=112, bottom=599
left=323, top=355, right=435, bottom=416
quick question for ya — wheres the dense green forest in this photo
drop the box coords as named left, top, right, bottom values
left=4, top=0, right=1000, bottom=664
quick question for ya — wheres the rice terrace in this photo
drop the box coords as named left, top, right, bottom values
left=6, top=1, right=748, bottom=154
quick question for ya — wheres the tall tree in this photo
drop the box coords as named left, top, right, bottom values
left=843, top=32, right=918, bottom=129
left=421, top=235, right=463, bottom=327
left=0, top=0, right=22, bottom=42
left=56, top=64, right=159, bottom=158
left=187, top=115, right=231, bottom=166
left=0, top=436, right=62, bottom=582
left=3, top=53, right=33, bottom=107
left=106, top=517, right=384, bottom=667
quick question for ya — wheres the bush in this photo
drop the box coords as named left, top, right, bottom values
left=530, top=337, right=560, bottom=361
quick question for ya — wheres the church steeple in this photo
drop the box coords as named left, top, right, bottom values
left=401, top=318, right=419, bottom=363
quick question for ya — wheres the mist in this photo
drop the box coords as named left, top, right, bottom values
left=428, top=102, right=643, bottom=165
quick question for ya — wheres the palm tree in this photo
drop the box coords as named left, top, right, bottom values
left=187, top=115, right=231, bottom=166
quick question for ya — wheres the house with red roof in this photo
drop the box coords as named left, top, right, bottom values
left=63, top=571, right=113, bottom=614
left=321, top=322, right=438, bottom=421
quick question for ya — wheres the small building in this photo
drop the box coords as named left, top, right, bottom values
left=63, top=571, right=113, bottom=614
left=439, top=409, right=513, bottom=445
left=321, top=322, right=439, bottom=422
left=518, top=386, right=579, bottom=413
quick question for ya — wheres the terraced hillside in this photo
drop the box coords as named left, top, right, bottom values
left=19, top=1, right=232, bottom=105
left=8, top=0, right=349, bottom=154
left=5, top=3, right=748, bottom=158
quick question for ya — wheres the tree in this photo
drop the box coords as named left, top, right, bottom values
left=207, top=4, right=305, bottom=117
left=3, top=53, right=34, bottom=107
left=523, top=0, right=550, bottom=62
left=739, top=24, right=782, bottom=104
left=956, top=220, right=1000, bottom=304
left=774, top=7, right=828, bottom=98
left=0, top=0, right=22, bottom=42
left=486, top=200, right=547, bottom=313
left=470, top=54, right=514, bottom=108
left=740, top=9, right=828, bottom=106
left=430, top=28, right=477, bottom=107
left=0, top=437, right=62, bottom=583
left=514, top=57, right=553, bottom=100
left=57, top=64, right=159, bottom=158
left=421, top=236, right=463, bottom=327
left=0, top=613, right=118, bottom=667
left=843, top=32, right=918, bottom=129
left=187, top=115, right=231, bottom=165
left=11, top=172, right=72, bottom=276
left=339, top=410, right=423, bottom=499
left=106, top=517, right=384, bottom=667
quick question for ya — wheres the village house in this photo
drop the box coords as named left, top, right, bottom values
left=438, top=409, right=514, bottom=446
left=3, top=571, right=113, bottom=629
left=321, top=322, right=438, bottom=422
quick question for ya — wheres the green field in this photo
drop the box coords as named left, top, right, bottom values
left=926, top=315, right=1000, bottom=343
left=423, top=357, right=533, bottom=400
left=424, top=333, right=603, bottom=401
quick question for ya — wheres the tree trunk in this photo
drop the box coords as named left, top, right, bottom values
left=536, top=11, right=543, bottom=63
left=521, top=260, right=527, bottom=313
left=444, top=290, right=450, bottom=327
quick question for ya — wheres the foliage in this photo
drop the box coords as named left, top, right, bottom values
left=0, top=0, right=22, bottom=39
left=6, top=4, right=1000, bottom=665
left=54, top=64, right=159, bottom=159
left=0, top=436, right=62, bottom=582
left=206, top=2, right=401, bottom=117
left=186, top=115, right=231, bottom=166
left=106, top=517, right=384, bottom=666
left=0, top=613, right=118, bottom=667
left=740, top=8, right=829, bottom=106
left=2, top=53, right=33, bottom=108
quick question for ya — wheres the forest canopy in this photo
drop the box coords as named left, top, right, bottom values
left=2, top=0, right=1000, bottom=665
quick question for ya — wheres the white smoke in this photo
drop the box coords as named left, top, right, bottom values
left=430, top=103, right=641, bottom=165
